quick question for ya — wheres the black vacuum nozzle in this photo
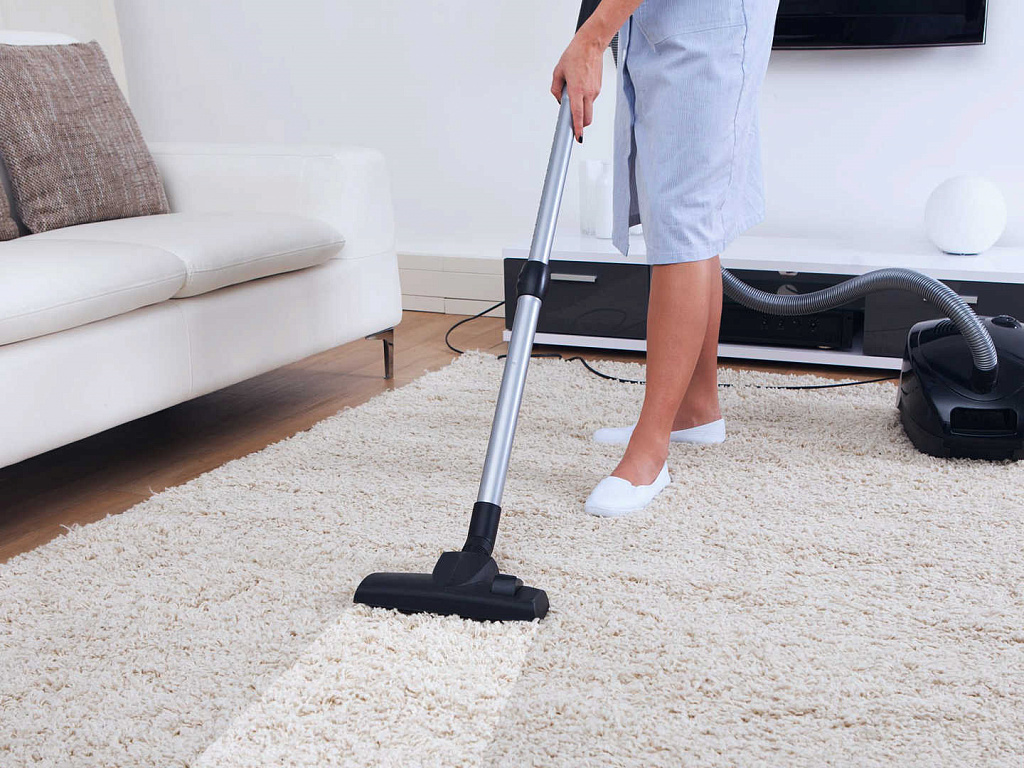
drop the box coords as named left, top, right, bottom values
left=354, top=548, right=548, bottom=622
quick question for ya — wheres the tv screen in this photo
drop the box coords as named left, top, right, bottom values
left=773, top=0, right=987, bottom=49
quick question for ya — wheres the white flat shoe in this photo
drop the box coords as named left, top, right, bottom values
left=593, top=418, right=725, bottom=446
left=584, top=463, right=671, bottom=518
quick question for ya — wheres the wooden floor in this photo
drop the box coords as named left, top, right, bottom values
left=0, top=310, right=894, bottom=563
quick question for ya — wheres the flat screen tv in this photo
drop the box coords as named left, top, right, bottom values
left=773, top=0, right=987, bottom=49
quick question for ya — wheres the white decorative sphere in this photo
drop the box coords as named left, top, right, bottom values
left=925, top=176, right=1007, bottom=255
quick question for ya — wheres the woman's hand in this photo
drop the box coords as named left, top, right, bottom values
left=551, top=28, right=606, bottom=143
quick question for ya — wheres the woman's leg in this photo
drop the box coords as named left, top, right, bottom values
left=672, top=256, right=723, bottom=430
left=612, top=256, right=718, bottom=485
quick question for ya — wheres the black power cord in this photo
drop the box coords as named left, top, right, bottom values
left=445, top=300, right=505, bottom=355
left=445, top=301, right=900, bottom=390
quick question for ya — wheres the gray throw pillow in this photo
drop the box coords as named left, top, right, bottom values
left=0, top=191, right=17, bottom=241
left=0, top=155, right=19, bottom=239
left=0, top=41, right=169, bottom=233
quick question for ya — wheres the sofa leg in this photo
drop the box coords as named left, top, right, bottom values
left=366, top=328, right=395, bottom=379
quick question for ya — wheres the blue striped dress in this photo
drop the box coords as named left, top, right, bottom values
left=612, top=0, right=780, bottom=264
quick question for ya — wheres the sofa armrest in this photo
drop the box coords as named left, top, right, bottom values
left=148, top=143, right=395, bottom=261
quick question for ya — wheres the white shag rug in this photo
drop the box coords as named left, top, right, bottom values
left=2, top=352, right=1023, bottom=767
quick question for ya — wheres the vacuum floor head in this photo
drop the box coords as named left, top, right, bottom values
left=354, top=549, right=548, bottom=622
left=899, top=315, right=1024, bottom=460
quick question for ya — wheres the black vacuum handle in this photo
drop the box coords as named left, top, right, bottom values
left=576, top=0, right=603, bottom=30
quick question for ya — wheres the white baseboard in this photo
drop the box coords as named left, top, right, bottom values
left=444, top=298, right=505, bottom=317
left=401, top=294, right=445, bottom=312
left=401, top=296, right=506, bottom=317
left=398, top=252, right=504, bottom=315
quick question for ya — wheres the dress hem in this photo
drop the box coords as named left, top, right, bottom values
left=638, top=210, right=765, bottom=265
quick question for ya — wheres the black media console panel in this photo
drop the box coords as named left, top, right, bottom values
left=723, top=269, right=860, bottom=350
left=863, top=278, right=1023, bottom=357
left=503, top=258, right=1023, bottom=356
left=504, top=259, right=860, bottom=350
left=502, top=258, right=650, bottom=340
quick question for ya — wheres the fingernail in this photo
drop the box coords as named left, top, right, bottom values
left=577, top=134, right=584, bottom=144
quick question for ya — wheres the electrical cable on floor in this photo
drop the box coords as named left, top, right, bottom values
left=444, top=301, right=900, bottom=389
left=445, top=300, right=506, bottom=355
left=558, top=359, right=899, bottom=389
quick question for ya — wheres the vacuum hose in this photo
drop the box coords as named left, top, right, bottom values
left=720, top=267, right=999, bottom=387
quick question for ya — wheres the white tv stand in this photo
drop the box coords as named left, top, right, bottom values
left=502, top=233, right=1024, bottom=371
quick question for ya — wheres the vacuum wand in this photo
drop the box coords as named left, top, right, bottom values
left=352, top=92, right=576, bottom=622
left=473, top=92, right=575, bottom=536
left=468, top=0, right=601, bottom=527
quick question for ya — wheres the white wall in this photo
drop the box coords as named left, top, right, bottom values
left=114, top=0, right=1024, bottom=254
left=758, top=2, right=1024, bottom=249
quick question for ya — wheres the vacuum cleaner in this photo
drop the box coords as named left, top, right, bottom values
left=354, top=0, right=1023, bottom=623
left=718, top=273, right=1024, bottom=461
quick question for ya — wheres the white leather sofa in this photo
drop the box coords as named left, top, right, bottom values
left=0, top=35, right=402, bottom=469
left=0, top=141, right=402, bottom=469
left=0, top=32, right=402, bottom=470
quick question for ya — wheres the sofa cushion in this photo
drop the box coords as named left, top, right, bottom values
left=0, top=144, right=18, bottom=241
left=0, top=174, right=17, bottom=241
left=29, top=211, right=345, bottom=298
left=0, top=33, right=80, bottom=242
left=0, top=42, right=170, bottom=234
left=0, top=239, right=186, bottom=346
left=0, top=41, right=170, bottom=233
